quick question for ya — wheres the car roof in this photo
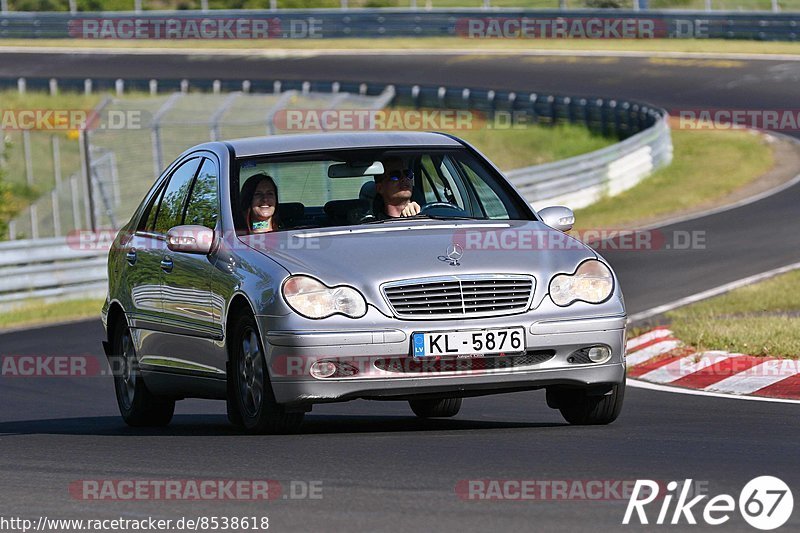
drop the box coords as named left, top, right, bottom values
left=221, top=131, right=464, bottom=158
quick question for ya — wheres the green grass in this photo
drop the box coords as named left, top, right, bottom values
left=574, top=128, right=774, bottom=230
left=453, top=121, right=615, bottom=169
left=666, top=270, right=800, bottom=358
left=5, top=37, right=800, bottom=56
left=0, top=298, right=105, bottom=331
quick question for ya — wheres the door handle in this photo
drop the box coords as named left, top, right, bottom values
left=160, top=257, right=174, bottom=273
left=126, top=249, right=137, bottom=265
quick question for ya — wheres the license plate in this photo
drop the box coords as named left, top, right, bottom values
left=412, top=327, right=526, bottom=358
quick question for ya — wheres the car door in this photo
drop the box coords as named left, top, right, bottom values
left=156, top=157, right=225, bottom=375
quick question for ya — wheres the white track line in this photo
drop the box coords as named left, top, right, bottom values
left=1, top=46, right=799, bottom=61
left=628, top=261, right=800, bottom=323
left=628, top=378, right=800, bottom=405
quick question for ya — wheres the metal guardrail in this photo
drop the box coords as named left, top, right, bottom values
left=0, top=9, right=799, bottom=40
left=508, top=112, right=672, bottom=209
left=0, top=237, right=108, bottom=311
left=0, top=78, right=672, bottom=308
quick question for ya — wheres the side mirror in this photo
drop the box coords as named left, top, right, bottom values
left=538, top=206, right=575, bottom=232
left=166, top=225, right=214, bottom=254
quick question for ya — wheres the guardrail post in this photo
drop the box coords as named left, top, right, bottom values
left=69, top=0, right=76, bottom=14
left=274, top=81, right=282, bottom=94
left=705, top=0, right=712, bottom=11
left=7, top=220, right=15, bottom=240
left=134, top=0, right=142, bottom=14
left=212, top=80, right=221, bottom=94
left=359, top=83, right=368, bottom=96
left=411, top=85, right=420, bottom=109
left=461, top=88, right=470, bottom=110
left=201, top=0, right=208, bottom=11
left=270, top=0, right=277, bottom=11
left=772, top=0, right=779, bottom=12
left=529, top=93, right=538, bottom=124
left=547, top=95, right=556, bottom=125
left=79, top=129, right=97, bottom=232
left=1, top=0, right=8, bottom=16
left=23, top=131, right=38, bottom=239
left=17, top=78, right=25, bottom=95
left=149, top=79, right=158, bottom=96
left=180, top=79, right=189, bottom=94
left=487, top=90, right=496, bottom=120
left=243, top=80, right=251, bottom=93
left=49, top=78, right=58, bottom=96
left=303, top=81, right=311, bottom=95
left=84, top=79, right=93, bottom=95
left=115, top=79, right=124, bottom=96
left=508, top=92, right=517, bottom=126
left=332, top=82, right=340, bottom=93
left=52, top=189, right=61, bottom=237
left=71, top=175, right=81, bottom=232
left=437, top=87, right=446, bottom=108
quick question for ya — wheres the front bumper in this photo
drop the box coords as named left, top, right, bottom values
left=262, top=312, right=626, bottom=405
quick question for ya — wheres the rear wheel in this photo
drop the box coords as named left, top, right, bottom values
left=228, top=312, right=304, bottom=434
left=548, top=378, right=625, bottom=425
left=409, top=397, right=462, bottom=418
left=110, top=321, right=175, bottom=427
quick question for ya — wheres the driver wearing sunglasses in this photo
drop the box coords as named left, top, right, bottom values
left=374, top=156, right=421, bottom=219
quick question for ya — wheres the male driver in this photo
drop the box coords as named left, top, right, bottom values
left=374, top=156, right=421, bottom=219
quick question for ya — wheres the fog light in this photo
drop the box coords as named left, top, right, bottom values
left=588, top=346, right=611, bottom=363
left=310, top=361, right=337, bottom=379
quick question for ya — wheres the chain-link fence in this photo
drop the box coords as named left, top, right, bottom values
left=77, top=85, right=393, bottom=233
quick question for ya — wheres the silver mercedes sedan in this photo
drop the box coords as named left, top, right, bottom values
left=102, top=132, right=627, bottom=433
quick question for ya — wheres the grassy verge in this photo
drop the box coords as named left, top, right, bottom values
left=666, top=270, right=800, bottom=358
left=0, top=298, right=105, bottom=331
left=574, top=128, right=774, bottom=230
left=4, top=37, right=800, bottom=56
left=448, top=121, right=615, bottom=169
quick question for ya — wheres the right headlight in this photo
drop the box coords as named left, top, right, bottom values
left=549, top=260, right=614, bottom=307
left=282, top=275, right=367, bottom=319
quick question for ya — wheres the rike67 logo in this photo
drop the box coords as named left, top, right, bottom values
left=623, top=477, right=794, bottom=530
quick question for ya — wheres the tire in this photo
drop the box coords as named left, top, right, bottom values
left=110, top=320, right=175, bottom=427
left=228, top=312, right=304, bottom=434
left=409, top=397, right=462, bottom=418
left=552, top=378, right=625, bottom=426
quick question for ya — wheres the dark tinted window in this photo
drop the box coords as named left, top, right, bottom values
left=184, top=158, right=219, bottom=230
left=153, top=158, right=201, bottom=234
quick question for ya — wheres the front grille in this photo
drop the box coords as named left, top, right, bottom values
left=382, top=275, right=535, bottom=319
left=374, top=350, right=555, bottom=374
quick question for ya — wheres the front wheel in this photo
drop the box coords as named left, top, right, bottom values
left=228, top=312, right=304, bottom=434
left=549, top=378, right=625, bottom=425
left=110, top=321, right=175, bottom=427
left=409, top=397, right=462, bottom=418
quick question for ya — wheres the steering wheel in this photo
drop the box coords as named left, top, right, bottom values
left=420, top=202, right=462, bottom=214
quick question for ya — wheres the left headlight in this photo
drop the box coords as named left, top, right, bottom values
left=549, top=260, right=614, bottom=307
left=282, top=275, right=367, bottom=319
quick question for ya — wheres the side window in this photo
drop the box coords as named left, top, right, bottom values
left=459, top=161, right=510, bottom=219
left=153, top=158, right=201, bottom=234
left=419, top=155, right=466, bottom=209
left=184, top=158, right=219, bottom=230
left=139, top=185, right=165, bottom=232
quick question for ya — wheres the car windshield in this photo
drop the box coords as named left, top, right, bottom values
left=232, top=147, right=533, bottom=233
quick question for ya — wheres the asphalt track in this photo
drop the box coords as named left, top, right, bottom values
left=1, top=50, right=799, bottom=532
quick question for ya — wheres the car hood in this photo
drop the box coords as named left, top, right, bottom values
left=240, top=219, right=599, bottom=312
